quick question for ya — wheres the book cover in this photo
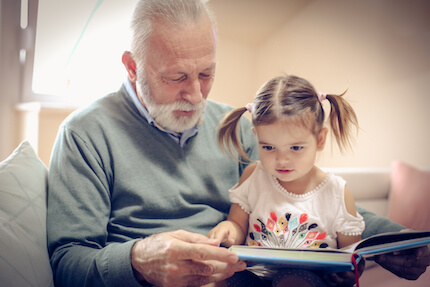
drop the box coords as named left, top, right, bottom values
left=229, top=230, right=430, bottom=273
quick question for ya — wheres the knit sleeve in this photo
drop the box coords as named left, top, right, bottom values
left=47, top=125, right=142, bottom=287
left=357, top=205, right=404, bottom=239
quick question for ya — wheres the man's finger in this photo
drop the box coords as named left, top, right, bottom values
left=172, top=230, right=220, bottom=246
left=170, top=235, right=239, bottom=263
left=169, top=259, right=244, bottom=286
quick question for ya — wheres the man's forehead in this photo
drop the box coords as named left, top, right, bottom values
left=150, top=18, right=216, bottom=58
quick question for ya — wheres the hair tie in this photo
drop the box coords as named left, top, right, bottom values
left=245, top=103, right=253, bottom=113
left=318, top=92, right=327, bottom=103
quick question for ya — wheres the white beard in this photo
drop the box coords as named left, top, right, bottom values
left=136, top=74, right=207, bottom=133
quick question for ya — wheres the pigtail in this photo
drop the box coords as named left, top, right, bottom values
left=218, top=107, right=251, bottom=162
left=325, top=90, right=358, bottom=153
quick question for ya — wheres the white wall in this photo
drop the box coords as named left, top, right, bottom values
left=212, top=0, right=430, bottom=169
left=210, top=37, right=260, bottom=109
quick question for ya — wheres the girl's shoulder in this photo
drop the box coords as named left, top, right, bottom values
left=238, top=162, right=259, bottom=185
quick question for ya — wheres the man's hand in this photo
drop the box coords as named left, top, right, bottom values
left=322, top=258, right=365, bottom=286
left=375, top=245, right=430, bottom=280
left=131, top=230, right=247, bottom=287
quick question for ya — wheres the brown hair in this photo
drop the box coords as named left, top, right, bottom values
left=218, top=75, right=358, bottom=161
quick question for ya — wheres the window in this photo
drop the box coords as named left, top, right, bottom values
left=26, top=0, right=138, bottom=104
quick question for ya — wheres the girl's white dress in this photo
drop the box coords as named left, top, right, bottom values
left=230, top=161, right=365, bottom=250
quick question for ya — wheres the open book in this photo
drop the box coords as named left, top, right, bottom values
left=229, top=231, right=430, bottom=273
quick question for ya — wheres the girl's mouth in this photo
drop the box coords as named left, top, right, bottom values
left=276, top=169, right=293, bottom=175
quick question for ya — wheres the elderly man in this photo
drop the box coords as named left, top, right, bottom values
left=47, top=1, right=429, bottom=286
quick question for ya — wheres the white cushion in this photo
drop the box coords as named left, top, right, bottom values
left=0, top=141, right=54, bottom=287
left=324, top=168, right=391, bottom=200
left=323, top=168, right=391, bottom=217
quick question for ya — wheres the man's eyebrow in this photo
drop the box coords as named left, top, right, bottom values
left=163, top=64, right=216, bottom=75
left=202, top=64, right=216, bottom=72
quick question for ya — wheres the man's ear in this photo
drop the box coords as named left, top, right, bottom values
left=122, top=51, right=137, bottom=83
left=317, top=127, right=328, bottom=151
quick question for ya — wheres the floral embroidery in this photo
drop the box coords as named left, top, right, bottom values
left=247, top=211, right=328, bottom=249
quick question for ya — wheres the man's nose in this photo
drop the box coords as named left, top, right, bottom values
left=182, top=79, right=203, bottom=105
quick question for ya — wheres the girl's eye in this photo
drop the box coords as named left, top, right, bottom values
left=291, top=146, right=303, bottom=151
left=262, top=146, right=275, bottom=151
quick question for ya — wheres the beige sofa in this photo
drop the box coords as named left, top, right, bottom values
left=0, top=141, right=429, bottom=286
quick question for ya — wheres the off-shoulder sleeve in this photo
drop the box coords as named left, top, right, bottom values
left=332, top=175, right=365, bottom=236
left=229, top=166, right=259, bottom=215
left=229, top=180, right=252, bottom=214
left=335, top=210, right=365, bottom=236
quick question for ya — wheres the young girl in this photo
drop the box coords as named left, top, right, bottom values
left=208, top=75, right=365, bottom=287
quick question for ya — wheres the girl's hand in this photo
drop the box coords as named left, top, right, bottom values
left=209, top=204, right=249, bottom=247
left=208, top=221, right=238, bottom=247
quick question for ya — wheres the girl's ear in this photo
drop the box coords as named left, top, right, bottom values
left=122, top=51, right=137, bottom=83
left=251, top=126, right=256, bottom=136
left=317, top=127, right=328, bottom=151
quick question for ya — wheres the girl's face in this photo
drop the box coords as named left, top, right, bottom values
left=253, top=119, right=327, bottom=187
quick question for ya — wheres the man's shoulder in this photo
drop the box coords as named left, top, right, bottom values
left=205, top=99, right=252, bottom=129
left=62, top=86, right=129, bottom=131
left=200, top=100, right=233, bottom=126
left=206, top=99, right=235, bottom=114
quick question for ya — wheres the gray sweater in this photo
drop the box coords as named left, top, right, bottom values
left=47, top=85, right=258, bottom=286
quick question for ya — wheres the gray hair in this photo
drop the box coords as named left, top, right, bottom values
left=130, top=0, right=216, bottom=67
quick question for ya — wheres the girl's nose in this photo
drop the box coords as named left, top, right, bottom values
left=276, top=151, right=290, bottom=162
